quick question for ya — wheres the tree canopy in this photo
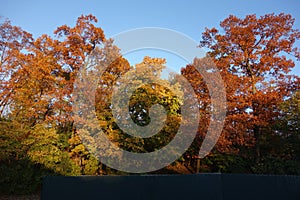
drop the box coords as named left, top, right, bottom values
left=0, top=13, right=299, bottom=194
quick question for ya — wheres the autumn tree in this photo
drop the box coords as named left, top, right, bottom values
left=192, top=13, right=300, bottom=170
left=95, top=56, right=183, bottom=154
left=0, top=19, right=33, bottom=118
left=0, top=14, right=105, bottom=128
left=0, top=15, right=109, bottom=193
left=181, top=56, right=229, bottom=171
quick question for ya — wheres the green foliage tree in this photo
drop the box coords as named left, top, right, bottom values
left=96, top=56, right=182, bottom=154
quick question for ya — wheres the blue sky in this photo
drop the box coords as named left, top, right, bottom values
left=1, top=0, right=300, bottom=75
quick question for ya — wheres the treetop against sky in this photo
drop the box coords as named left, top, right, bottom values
left=1, top=0, right=299, bottom=75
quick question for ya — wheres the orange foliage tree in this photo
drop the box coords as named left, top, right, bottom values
left=182, top=13, right=300, bottom=171
left=0, top=15, right=108, bottom=179
left=0, top=15, right=105, bottom=127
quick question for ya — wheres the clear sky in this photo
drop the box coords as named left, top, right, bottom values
left=1, top=0, right=300, bottom=75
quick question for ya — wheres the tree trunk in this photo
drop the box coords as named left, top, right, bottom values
left=196, top=157, right=201, bottom=173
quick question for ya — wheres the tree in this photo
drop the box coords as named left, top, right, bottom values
left=0, top=15, right=106, bottom=127
left=0, top=15, right=109, bottom=193
left=181, top=13, right=300, bottom=173
left=197, top=13, right=300, bottom=165
left=0, top=19, right=33, bottom=117
left=276, top=91, right=300, bottom=160
left=95, top=56, right=183, bottom=153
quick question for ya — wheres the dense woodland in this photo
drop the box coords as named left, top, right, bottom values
left=0, top=13, right=299, bottom=194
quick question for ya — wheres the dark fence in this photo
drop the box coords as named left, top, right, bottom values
left=41, top=174, right=300, bottom=200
